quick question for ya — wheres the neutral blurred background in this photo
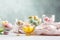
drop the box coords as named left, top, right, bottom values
left=0, top=0, right=60, bottom=23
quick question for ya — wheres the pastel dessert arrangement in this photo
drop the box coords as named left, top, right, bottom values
left=0, top=15, right=60, bottom=36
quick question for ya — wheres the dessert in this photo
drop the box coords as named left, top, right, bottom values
left=14, top=19, right=26, bottom=34
left=2, top=21, right=13, bottom=35
left=28, top=16, right=41, bottom=26
left=22, top=24, right=35, bottom=36
left=42, top=15, right=55, bottom=23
